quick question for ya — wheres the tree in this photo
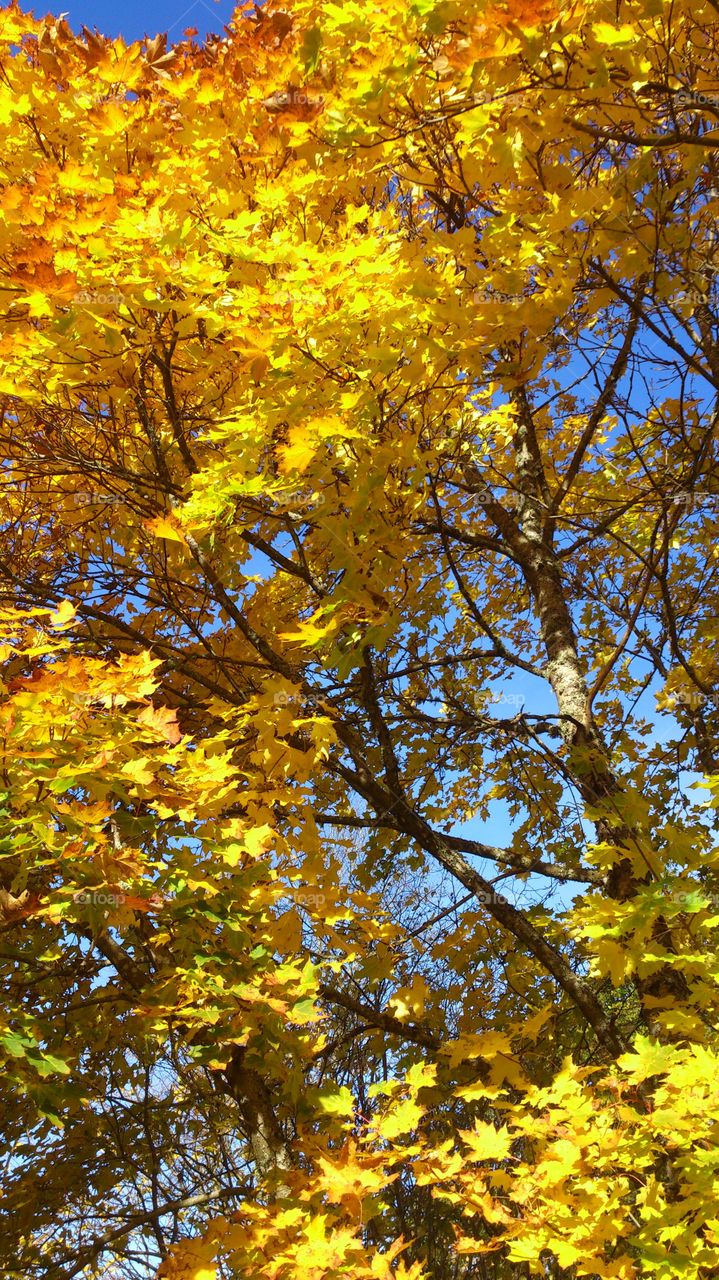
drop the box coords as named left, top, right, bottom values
left=1, top=0, right=719, bottom=1276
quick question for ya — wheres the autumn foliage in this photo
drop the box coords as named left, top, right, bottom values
left=2, top=0, right=719, bottom=1276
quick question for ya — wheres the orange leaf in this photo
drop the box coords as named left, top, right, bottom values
left=137, top=703, right=182, bottom=744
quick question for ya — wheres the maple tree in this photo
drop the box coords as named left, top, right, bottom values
left=1, top=0, right=719, bottom=1276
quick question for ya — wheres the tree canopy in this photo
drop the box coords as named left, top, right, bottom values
left=1, top=0, right=719, bottom=1276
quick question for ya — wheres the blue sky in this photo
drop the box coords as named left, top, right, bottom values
left=45, top=0, right=238, bottom=41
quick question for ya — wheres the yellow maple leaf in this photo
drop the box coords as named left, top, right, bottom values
left=316, top=1148, right=390, bottom=1203
left=272, top=907, right=303, bottom=954
left=441, top=1030, right=512, bottom=1067
left=49, top=600, right=77, bottom=631
left=593, top=938, right=633, bottom=986
left=375, top=1097, right=425, bottom=1140
left=278, top=428, right=315, bottom=475
left=120, top=756, right=157, bottom=787
left=460, top=1120, right=513, bottom=1162
left=279, top=610, right=341, bottom=646
left=554, top=1240, right=586, bottom=1268
left=159, top=1236, right=218, bottom=1280
left=388, top=974, right=431, bottom=1020
left=24, top=290, right=55, bottom=318
left=243, top=823, right=275, bottom=858
left=0, top=88, right=31, bottom=123
left=591, top=22, right=636, bottom=45
left=144, top=515, right=186, bottom=543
